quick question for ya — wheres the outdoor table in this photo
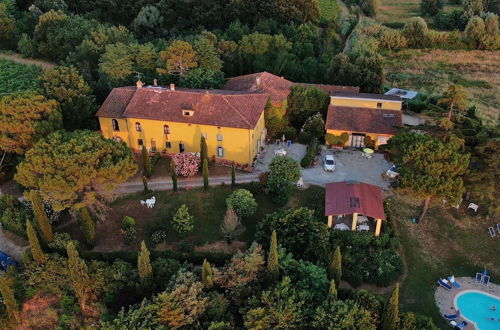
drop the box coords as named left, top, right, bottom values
left=357, top=224, right=370, bottom=232
left=334, top=223, right=350, bottom=231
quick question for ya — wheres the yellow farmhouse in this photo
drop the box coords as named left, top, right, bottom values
left=325, top=92, right=403, bottom=148
left=97, top=72, right=362, bottom=167
left=96, top=81, right=268, bottom=167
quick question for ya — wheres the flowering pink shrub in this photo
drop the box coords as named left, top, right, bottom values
left=172, top=153, right=200, bottom=177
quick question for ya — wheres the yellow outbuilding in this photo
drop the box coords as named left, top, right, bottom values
left=325, top=92, right=403, bottom=148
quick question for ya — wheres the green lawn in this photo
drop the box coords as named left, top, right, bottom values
left=388, top=195, right=500, bottom=328
left=0, top=58, right=42, bottom=95
left=319, top=0, right=342, bottom=21
left=86, top=184, right=324, bottom=252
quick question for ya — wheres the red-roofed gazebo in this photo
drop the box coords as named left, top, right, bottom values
left=325, top=181, right=386, bottom=236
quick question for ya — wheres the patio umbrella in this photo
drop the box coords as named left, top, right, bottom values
left=363, top=148, right=374, bottom=154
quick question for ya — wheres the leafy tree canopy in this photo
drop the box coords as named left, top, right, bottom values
left=15, top=130, right=137, bottom=211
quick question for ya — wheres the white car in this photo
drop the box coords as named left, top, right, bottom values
left=324, top=155, right=336, bottom=172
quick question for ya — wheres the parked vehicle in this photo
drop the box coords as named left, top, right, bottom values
left=0, top=251, right=18, bottom=271
left=324, top=155, right=336, bottom=172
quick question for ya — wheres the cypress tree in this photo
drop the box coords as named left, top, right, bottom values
left=79, top=207, right=95, bottom=247
left=381, top=283, right=400, bottom=330
left=171, top=159, right=178, bottom=192
left=200, top=135, right=208, bottom=165
left=328, top=246, right=342, bottom=286
left=142, top=175, right=149, bottom=194
left=202, top=259, right=214, bottom=289
left=231, top=162, right=236, bottom=188
left=67, top=242, right=91, bottom=310
left=138, top=240, right=153, bottom=285
left=0, top=276, right=19, bottom=324
left=202, top=158, right=209, bottom=191
left=26, top=221, right=47, bottom=264
left=328, top=279, right=337, bottom=301
left=29, top=190, right=53, bottom=243
left=267, top=230, right=279, bottom=283
left=142, top=145, right=152, bottom=177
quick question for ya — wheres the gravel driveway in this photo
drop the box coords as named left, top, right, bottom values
left=255, top=144, right=392, bottom=189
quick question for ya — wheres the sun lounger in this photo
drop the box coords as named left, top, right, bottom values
left=482, top=275, right=490, bottom=286
left=489, top=227, right=496, bottom=237
left=475, top=273, right=482, bottom=283
left=497, top=223, right=500, bottom=234
left=438, top=279, right=452, bottom=290
left=448, top=276, right=461, bottom=289
left=444, top=314, right=458, bottom=320
left=455, top=321, right=467, bottom=329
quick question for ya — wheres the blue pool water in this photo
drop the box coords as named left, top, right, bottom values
left=456, top=291, right=500, bottom=330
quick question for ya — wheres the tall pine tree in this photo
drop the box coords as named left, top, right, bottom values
left=79, top=207, right=95, bottom=247
left=231, top=162, right=236, bottom=188
left=202, top=259, right=214, bottom=289
left=138, top=240, right=153, bottom=285
left=202, top=158, right=209, bottom=191
left=328, top=246, right=342, bottom=286
left=0, top=276, right=18, bottom=324
left=67, top=242, right=91, bottom=311
left=171, top=159, right=178, bottom=192
left=29, top=190, right=53, bottom=243
left=328, top=279, right=337, bottom=301
left=26, top=221, right=47, bottom=264
left=200, top=135, right=208, bottom=166
left=142, top=145, right=152, bottom=177
left=267, top=230, right=279, bottom=283
left=381, top=283, right=400, bottom=330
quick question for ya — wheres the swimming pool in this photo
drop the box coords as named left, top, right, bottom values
left=455, top=290, right=500, bottom=330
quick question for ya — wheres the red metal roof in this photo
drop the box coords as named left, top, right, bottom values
left=324, top=181, right=386, bottom=220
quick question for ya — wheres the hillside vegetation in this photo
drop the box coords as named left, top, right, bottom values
left=384, top=49, right=500, bottom=126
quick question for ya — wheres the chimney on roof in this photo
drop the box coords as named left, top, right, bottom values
left=256, top=77, right=260, bottom=86
left=153, top=78, right=158, bottom=86
left=281, top=76, right=284, bottom=79
left=170, top=83, right=175, bottom=91
left=136, top=80, right=144, bottom=89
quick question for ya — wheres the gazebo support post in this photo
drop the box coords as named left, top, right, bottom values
left=327, top=215, right=333, bottom=227
left=351, top=213, right=358, bottom=231
left=375, top=218, right=382, bottom=236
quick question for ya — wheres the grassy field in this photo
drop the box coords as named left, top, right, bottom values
left=65, top=184, right=324, bottom=252
left=0, top=58, right=42, bottom=95
left=388, top=194, right=500, bottom=328
left=377, top=0, right=461, bottom=26
left=319, top=0, right=343, bottom=21
left=383, top=49, right=500, bottom=126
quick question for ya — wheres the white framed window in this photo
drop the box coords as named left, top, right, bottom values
left=112, top=119, right=120, bottom=131
left=138, top=139, right=143, bottom=146
left=217, top=134, right=223, bottom=141
left=217, top=147, right=224, bottom=157
left=135, top=122, right=142, bottom=132
left=377, top=102, right=383, bottom=108
left=164, top=125, right=170, bottom=134
left=166, top=142, right=172, bottom=148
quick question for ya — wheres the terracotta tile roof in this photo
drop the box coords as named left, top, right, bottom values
left=331, top=91, right=402, bottom=101
left=325, top=181, right=386, bottom=219
left=326, top=106, right=402, bottom=135
left=114, top=87, right=268, bottom=129
left=224, top=72, right=294, bottom=103
left=95, top=86, right=136, bottom=118
left=224, top=72, right=359, bottom=103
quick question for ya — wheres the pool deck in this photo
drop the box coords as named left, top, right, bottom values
left=435, top=277, right=500, bottom=329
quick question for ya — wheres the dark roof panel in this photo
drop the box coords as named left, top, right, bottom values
left=331, top=91, right=402, bottom=101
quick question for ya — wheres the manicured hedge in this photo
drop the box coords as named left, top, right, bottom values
left=80, top=249, right=232, bottom=266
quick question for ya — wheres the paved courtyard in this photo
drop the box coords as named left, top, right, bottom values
left=255, top=143, right=392, bottom=189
